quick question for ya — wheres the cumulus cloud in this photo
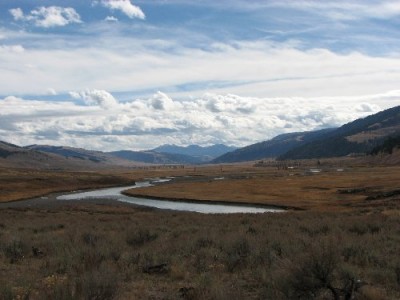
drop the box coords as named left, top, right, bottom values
left=205, top=93, right=255, bottom=114
left=9, top=6, right=82, bottom=28
left=0, top=90, right=394, bottom=151
left=70, top=89, right=118, bottom=108
left=150, top=92, right=176, bottom=110
left=99, top=0, right=145, bottom=20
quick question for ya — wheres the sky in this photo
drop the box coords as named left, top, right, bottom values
left=0, top=0, right=399, bottom=151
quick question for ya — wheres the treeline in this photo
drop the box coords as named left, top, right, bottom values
left=370, top=135, right=400, bottom=155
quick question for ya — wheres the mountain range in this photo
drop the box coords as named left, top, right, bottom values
left=0, top=142, right=237, bottom=169
left=1, top=105, right=399, bottom=168
left=109, top=144, right=236, bottom=164
left=214, top=105, right=399, bottom=163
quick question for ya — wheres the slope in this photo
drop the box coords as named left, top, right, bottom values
left=279, top=105, right=400, bottom=160
left=212, top=128, right=335, bottom=163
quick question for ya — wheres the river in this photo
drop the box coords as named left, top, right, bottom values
left=57, top=179, right=284, bottom=214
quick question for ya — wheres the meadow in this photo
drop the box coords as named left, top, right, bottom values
left=0, top=161, right=399, bottom=299
left=1, top=202, right=400, bottom=299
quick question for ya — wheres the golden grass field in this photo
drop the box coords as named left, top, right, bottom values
left=1, top=160, right=400, bottom=212
left=125, top=163, right=400, bottom=212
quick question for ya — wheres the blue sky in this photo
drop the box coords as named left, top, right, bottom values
left=0, top=0, right=400, bottom=150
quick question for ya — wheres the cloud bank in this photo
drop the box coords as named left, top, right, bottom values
left=1, top=39, right=400, bottom=99
left=0, top=90, right=397, bottom=151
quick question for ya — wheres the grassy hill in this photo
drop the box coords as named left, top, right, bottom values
left=279, top=105, right=400, bottom=160
left=212, top=129, right=335, bottom=163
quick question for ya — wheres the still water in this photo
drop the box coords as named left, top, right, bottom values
left=57, top=179, right=283, bottom=214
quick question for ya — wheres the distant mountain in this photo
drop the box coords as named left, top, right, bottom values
left=108, top=144, right=236, bottom=165
left=279, top=105, right=400, bottom=160
left=108, top=150, right=202, bottom=164
left=25, top=145, right=141, bottom=167
left=212, top=128, right=335, bottom=163
left=152, top=144, right=237, bottom=161
left=0, top=141, right=91, bottom=169
left=27, top=145, right=108, bottom=163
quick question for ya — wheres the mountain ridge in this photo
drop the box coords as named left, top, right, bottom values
left=212, top=128, right=336, bottom=163
left=279, top=105, right=400, bottom=160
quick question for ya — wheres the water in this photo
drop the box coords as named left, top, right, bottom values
left=57, top=180, right=283, bottom=214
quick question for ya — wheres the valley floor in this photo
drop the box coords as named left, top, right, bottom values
left=0, top=160, right=399, bottom=299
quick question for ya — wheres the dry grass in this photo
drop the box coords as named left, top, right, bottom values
left=2, top=162, right=400, bottom=213
left=0, top=203, right=399, bottom=299
left=0, top=163, right=291, bottom=203
left=126, top=164, right=400, bottom=212
left=0, top=168, right=137, bottom=202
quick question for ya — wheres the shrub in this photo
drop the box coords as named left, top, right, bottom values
left=3, top=239, right=27, bottom=263
left=126, top=228, right=158, bottom=247
left=225, top=238, right=250, bottom=272
left=195, top=237, right=214, bottom=249
left=82, top=233, right=99, bottom=247
left=74, top=268, right=118, bottom=300
left=282, top=240, right=361, bottom=300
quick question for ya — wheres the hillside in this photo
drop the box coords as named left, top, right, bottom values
left=370, top=135, right=400, bottom=155
left=212, top=128, right=335, bottom=163
left=279, top=105, right=400, bottom=160
left=0, top=141, right=22, bottom=158
left=0, top=141, right=82, bottom=169
left=27, top=145, right=110, bottom=163
left=25, top=145, right=141, bottom=168
left=0, top=142, right=141, bottom=170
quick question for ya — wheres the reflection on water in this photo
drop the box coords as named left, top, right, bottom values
left=57, top=179, right=282, bottom=214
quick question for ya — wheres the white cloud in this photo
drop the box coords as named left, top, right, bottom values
left=0, top=90, right=396, bottom=151
left=150, top=91, right=176, bottom=110
left=355, top=103, right=381, bottom=113
left=1, top=39, right=400, bottom=99
left=9, top=6, right=82, bottom=28
left=105, top=16, right=119, bottom=22
left=100, top=0, right=145, bottom=20
left=9, top=8, right=24, bottom=21
left=70, top=89, right=119, bottom=108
